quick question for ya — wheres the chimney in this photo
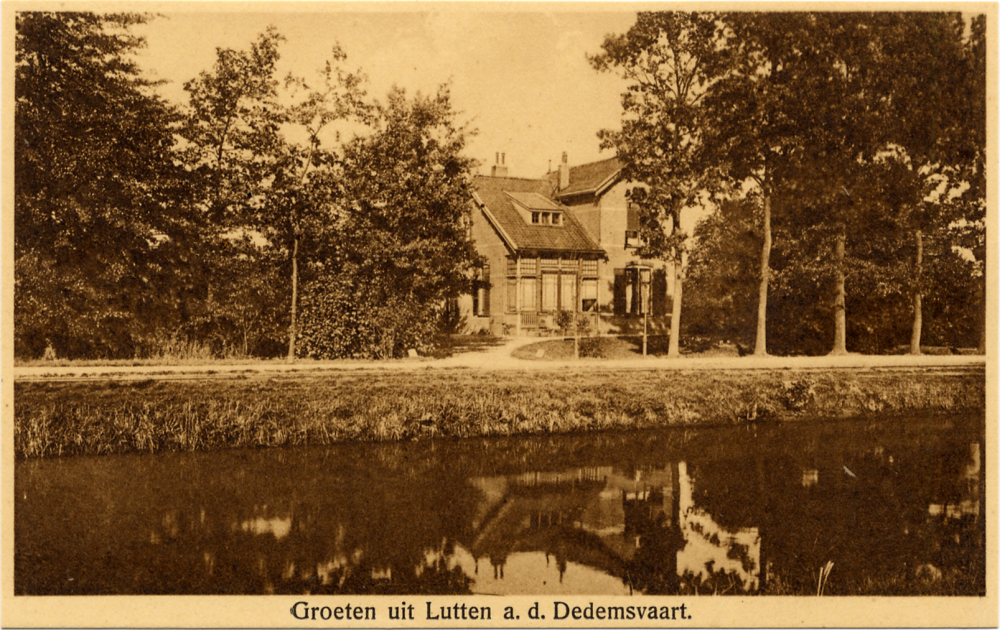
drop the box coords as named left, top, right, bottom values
left=491, top=151, right=508, bottom=177
left=558, top=151, right=569, bottom=190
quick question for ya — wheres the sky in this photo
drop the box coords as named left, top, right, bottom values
left=133, top=9, right=640, bottom=178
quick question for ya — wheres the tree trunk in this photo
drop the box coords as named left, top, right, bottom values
left=668, top=250, right=685, bottom=358
left=754, top=190, right=772, bottom=356
left=287, top=234, right=299, bottom=362
left=830, top=223, right=848, bottom=355
left=909, top=229, right=923, bottom=355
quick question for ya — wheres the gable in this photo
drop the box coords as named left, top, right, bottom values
left=556, top=157, right=622, bottom=200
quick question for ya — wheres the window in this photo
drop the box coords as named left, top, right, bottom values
left=531, top=212, right=540, bottom=224
left=542, top=273, right=559, bottom=311
left=472, top=264, right=490, bottom=317
left=639, top=268, right=650, bottom=314
left=506, top=278, right=517, bottom=313
left=506, top=257, right=518, bottom=314
left=521, top=258, right=538, bottom=275
left=541, top=212, right=551, bottom=225
left=552, top=213, right=561, bottom=225
left=521, top=277, right=537, bottom=311
left=581, top=259, right=598, bottom=312
left=625, top=230, right=641, bottom=248
left=581, top=278, right=598, bottom=312
left=560, top=273, right=576, bottom=311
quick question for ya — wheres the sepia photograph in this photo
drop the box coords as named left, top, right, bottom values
left=3, top=3, right=996, bottom=627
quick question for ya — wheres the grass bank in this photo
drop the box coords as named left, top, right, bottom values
left=14, top=366, right=983, bottom=459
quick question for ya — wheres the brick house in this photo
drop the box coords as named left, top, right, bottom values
left=456, top=153, right=673, bottom=336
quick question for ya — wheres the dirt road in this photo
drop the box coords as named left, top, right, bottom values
left=13, top=337, right=986, bottom=381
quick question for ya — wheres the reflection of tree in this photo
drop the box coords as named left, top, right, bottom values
left=22, top=446, right=488, bottom=594
left=683, top=415, right=984, bottom=595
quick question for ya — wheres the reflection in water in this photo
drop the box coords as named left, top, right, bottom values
left=16, top=413, right=984, bottom=595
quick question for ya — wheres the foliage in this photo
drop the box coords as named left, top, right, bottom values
left=14, top=12, right=194, bottom=358
left=684, top=197, right=762, bottom=346
left=181, top=27, right=286, bottom=227
left=684, top=181, right=981, bottom=356
left=182, top=240, right=290, bottom=357
left=181, top=31, right=370, bottom=359
left=643, top=12, right=986, bottom=355
left=590, top=11, right=729, bottom=260
left=298, top=86, right=479, bottom=359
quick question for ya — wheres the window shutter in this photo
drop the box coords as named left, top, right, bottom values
left=482, top=264, right=490, bottom=316
left=613, top=268, right=626, bottom=316
left=630, top=270, right=641, bottom=315
left=652, top=268, right=668, bottom=316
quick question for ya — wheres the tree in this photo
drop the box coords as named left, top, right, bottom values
left=679, top=13, right=985, bottom=356
left=590, top=11, right=729, bottom=357
left=702, top=13, right=822, bottom=356
left=298, top=86, right=478, bottom=359
left=785, top=13, right=976, bottom=355
left=182, top=31, right=368, bottom=360
left=258, top=48, right=369, bottom=360
left=15, top=12, right=193, bottom=358
left=188, top=238, right=289, bottom=357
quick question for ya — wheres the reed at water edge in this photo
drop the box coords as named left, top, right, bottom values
left=14, top=367, right=984, bottom=459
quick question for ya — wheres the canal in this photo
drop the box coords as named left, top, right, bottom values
left=15, top=412, right=984, bottom=595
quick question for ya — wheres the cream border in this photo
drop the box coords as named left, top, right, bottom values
left=2, top=2, right=996, bottom=627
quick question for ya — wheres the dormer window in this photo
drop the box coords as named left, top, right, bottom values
left=505, top=191, right=566, bottom=228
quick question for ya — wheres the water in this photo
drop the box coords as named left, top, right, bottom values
left=15, top=413, right=984, bottom=595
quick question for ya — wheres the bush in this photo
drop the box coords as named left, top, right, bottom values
left=298, top=272, right=445, bottom=359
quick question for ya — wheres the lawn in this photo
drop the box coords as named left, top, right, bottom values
left=513, top=335, right=744, bottom=360
left=512, top=335, right=978, bottom=360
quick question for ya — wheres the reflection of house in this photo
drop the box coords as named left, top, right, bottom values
left=464, top=464, right=684, bottom=591
left=458, top=153, right=672, bottom=336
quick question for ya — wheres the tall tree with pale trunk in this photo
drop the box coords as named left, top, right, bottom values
left=590, top=12, right=729, bottom=357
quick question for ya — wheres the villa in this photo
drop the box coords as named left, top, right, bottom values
left=457, top=152, right=673, bottom=336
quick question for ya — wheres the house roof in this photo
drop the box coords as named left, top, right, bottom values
left=556, top=156, right=622, bottom=199
left=472, top=175, right=603, bottom=255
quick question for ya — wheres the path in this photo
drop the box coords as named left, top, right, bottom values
left=12, top=336, right=986, bottom=381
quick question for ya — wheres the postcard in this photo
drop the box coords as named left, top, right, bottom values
left=3, top=2, right=997, bottom=627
